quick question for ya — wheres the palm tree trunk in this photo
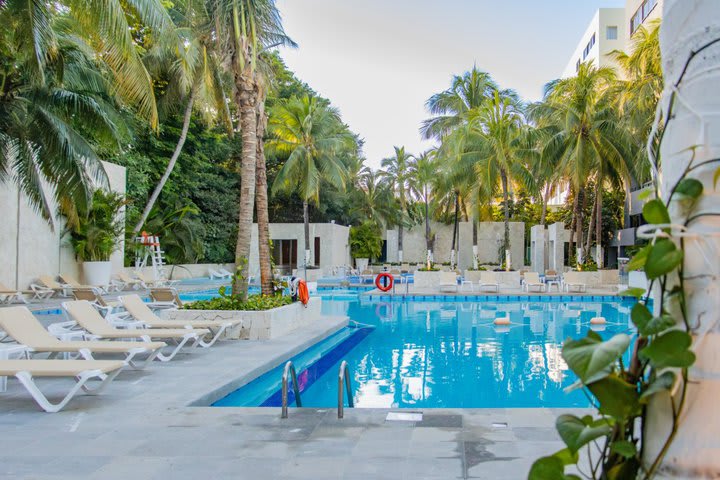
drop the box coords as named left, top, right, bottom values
left=132, top=89, right=196, bottom=236
left=501, top=171, right=511, bottom=269
left=398, top=223, right=403, bottom=263
left=569, top=185, right=577, bottom=259
left=424, top=188, right=431, bottom=252
left=574, top=187, right=585, bottom=265
left=233, top=68, right=258, bottom=300
left=255, top=93, right=273, bottom=296
left=540, top=184, right=551, bottom=226
left=595, top=185, right=603, bottom=268
left=585, top=184, right=598, bottom=256
left=472, top=212, right=478, bottom=270
left=451, top=192, right=459, bottom=268
left=303, top=200, right=310, bottom=270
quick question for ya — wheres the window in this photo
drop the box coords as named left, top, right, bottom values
left=314, top=237, right=320, bottom=266
left=582, top=33, right=596, bottom=60
left=606, top=26, right=618, bottom=40
left=576, top=59, right=581, bottom=72
left=272, top=239, right=298, bottom=273
left=631, top=0, right=658, bottom=35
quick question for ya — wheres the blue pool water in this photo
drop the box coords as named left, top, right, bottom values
left=214, top=295, right=636, bottom=409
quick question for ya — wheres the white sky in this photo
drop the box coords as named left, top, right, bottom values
left=276, top=0, right=625, bottom=168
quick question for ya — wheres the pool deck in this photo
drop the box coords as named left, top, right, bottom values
left=0, top=308, right=583, bottom=480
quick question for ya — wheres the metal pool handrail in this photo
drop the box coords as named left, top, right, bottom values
left=281, top=361, right=302, bottom=419
left=337, top=360, right=354, bottom=419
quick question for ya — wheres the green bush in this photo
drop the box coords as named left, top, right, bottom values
left=349, top=221, right=382, bottom=260
left=186, top=293, right=294, bottom=311
left=69, top=190, right=126, bottom=262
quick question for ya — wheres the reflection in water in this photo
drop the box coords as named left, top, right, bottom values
left=299, top=298, right=635, bottom=408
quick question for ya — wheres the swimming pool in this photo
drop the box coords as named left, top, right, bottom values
left=213, top=295, right=636, bottom=409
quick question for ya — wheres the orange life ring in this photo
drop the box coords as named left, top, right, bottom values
left=297, top=280, right=310, bottom=306
left=140, top=231, right=159, bottom=247
left=375, top=273, right=393, bottom=292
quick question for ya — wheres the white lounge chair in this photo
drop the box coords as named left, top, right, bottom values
left=33, top=275, right=72, bottom=297
left=209, top=268, right=233, bottom=280
left=135, top=271, right=180, bottom=289
left=119, top=295, right=240, bottom=347
left=0, top=307, right=166, bottom=369
left=523, top=272, right=546, bottom=292
left=439, top=272, right=459, bottom=293
left=72, top=288, right=119, bottom=317
left=360, top=269, right=374, bottom=284
left=0, top=359, right=124, bottom=412
left=0, top=282, right=31, bottom=304
left=62, top=301, right=209, bottom=362
left=562, top=271, right=587, bottom=293
left=149, top=288, right=184, bottom=309
left=113, top=272, right=144, bottom=291
left=478, top=271, right=500, bottom=292
left=59, top=274, right=107, bottom=294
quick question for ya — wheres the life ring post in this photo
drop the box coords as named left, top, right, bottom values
left=375, top=273, right=393, bottom=292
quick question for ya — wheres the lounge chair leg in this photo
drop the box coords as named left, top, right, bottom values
left=125, top=348, right=160, bottom=369
left=14, top=369, right=120, bottom=413
left=197, top=324, right=229, bottom=348
left=154, top=333, right=198, bottom=362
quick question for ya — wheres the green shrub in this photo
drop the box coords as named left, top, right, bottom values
left=69, top=190, right=126, bottom=262
left=349, top=221, right=382, bottom=260
left=187, top=293, right=294, bottom=311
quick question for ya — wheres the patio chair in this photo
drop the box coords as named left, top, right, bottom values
left=59, top=274, right=101, bottom=292
left=438, top=272, right=459, bottom=293
left=389, top=268, right=405, bottom=285
left=120, top=294, right=240, bottom=348
left=0, top=359, right=125, bottom=412
left=478, top=271, right=500, bottom=292
left=562, top=271, right=587, bottom=293
left=0, top=282, right=31, bottom=304
left=360, top=269, right=374, bottom=284
left=135, top=271, right=180, bottom=289
left=113, top=272, right=144, bottom=291
left=72, top=288, right=118, bottom=317
left=33, top=275, right=72, bottom=297
left=62, top=300, right=209, bottom=362
left=149, top=288, right=184, bottom=309
left=209, top=268, right=233, bottom=280
left=0, top=307, right=165, bottom=369
left=522, top=272, right=546, bottom=292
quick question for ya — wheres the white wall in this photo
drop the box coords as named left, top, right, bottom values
left=248, top=223, right=351, bottom=276
left=561, top=8, right=627, bottom=79
left=386, top=221, right=526, bottom=269
left=0, top=161, right=126, bottom=289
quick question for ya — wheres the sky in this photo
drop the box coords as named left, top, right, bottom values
left=275, top=0, right=626, bottom=168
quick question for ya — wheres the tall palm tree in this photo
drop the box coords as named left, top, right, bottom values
left=268, top=95, right=352, bottom=272
left=208, top=0, right=293, bottom=299
left=380, top=146, right=413, bottom=263
left=408, top=150, right=437, bottom=260
left=421, top=67, right=498, bottom=140
left=132, top=2, right=233, bottom=237
left=353, top=167, right=399, bottom=228
left=461, top=90, right=533, bottom=269
left=0, top=0, right=171, bottom=220
left=532, top=64, right=634, bottom=266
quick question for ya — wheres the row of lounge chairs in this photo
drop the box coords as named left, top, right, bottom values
left=0, top=272, right=179, bottom=304
left=0, top=292, right=239, bottom=412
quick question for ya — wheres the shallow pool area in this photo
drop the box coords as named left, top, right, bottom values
left=213, top=295, right=635, bottom=409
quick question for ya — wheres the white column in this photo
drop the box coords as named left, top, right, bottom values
left=644, top=1, right=720, bottom=475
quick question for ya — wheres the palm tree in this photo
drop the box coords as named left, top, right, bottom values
left=532, top=64, right=634, bottom=266
left=131, top=0, right=233, bottom=237
left=461, top=90, right=533, bottom=269
left=408, top=150, right=437, bottom=261
left=208, top=0, right=293, bottom=299
left=268, top=95, right=352, bottom=273
left=380, top=146, right=413, bottom=263
left=353, top=167, right=399, bottom=228
left=0, top=0, right=171, bottom=220
left=421, top=67, right=498, bottom=140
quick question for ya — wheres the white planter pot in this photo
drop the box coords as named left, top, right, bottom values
left=82, top=261, right=112, bottom=286
left=355, top=258, right=369, bottom=272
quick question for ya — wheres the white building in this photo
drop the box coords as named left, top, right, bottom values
left=561, top=8, right=627, bottom=79
left=626, top=0, right=662, bottom=38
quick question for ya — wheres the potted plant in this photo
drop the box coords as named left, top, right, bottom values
left=68, top=190, right=126, bottom=286
left=350, top=221, right=382, bottom=272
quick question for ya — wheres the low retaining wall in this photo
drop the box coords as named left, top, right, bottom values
left=162, top=296, right=322, bottom=340
left=570, top=270, right=619, bottom=286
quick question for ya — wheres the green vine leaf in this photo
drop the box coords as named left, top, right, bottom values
left=643, top=199, right=670, bottom=225
left=587, top=374, right=642, bottom=420
left=619, top=287, right=646, bottom=298
left=639, top=330, right=696, bottom=369
left=675, top=178, right=703, bottom=200
left=605, top=458, right=641, bottom=479
left=610, top=440, right=637, bottom=459
left=626, top=245, right=651, bottom=271
left=563, top=332, right=630, bottom=384
left=552, top=448, right=580, bottom=466
left=528, top=456, right=579, bottom=480
left=556, top=415, right=611, bottom=455
left=714, top=167, right=720, bottom=189
left=645, top=239, right=683, bottom=280
left=631, top=304, right=676, bottom=336
left=640, top=371, right=677, bottom=403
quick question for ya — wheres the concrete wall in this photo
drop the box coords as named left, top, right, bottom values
left=562, top=8, right=627, bottom=78
left=386, top=221, right=525, bottom=269
left=0, top=161, right=126, bottom=289
left=625, top=0, right=662, bottom=37
left=248, top=223, right=350, bottom=276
